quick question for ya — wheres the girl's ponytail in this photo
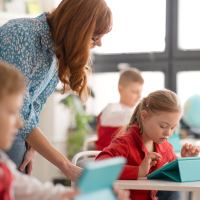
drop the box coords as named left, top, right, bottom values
left=126, top=97, right=148, bottom=134
left=114, top=100, right=144, bottom=138
left=126, top=101, right=142, bottom=131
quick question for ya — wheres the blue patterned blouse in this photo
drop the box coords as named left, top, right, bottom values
left=0, top=13, right=59, bottom=140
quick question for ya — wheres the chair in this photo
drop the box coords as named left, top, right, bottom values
left=71, top=150, right=101, bottom=187
left=82, top=135, right=98, bottom=151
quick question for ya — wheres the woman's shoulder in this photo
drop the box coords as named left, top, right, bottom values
left=1, top=13, right=48, bottom=37
left=0, top=12, right=54, bottom=63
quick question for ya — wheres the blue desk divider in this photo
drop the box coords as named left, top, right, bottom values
left=73, top=157, right=126, bottom=200
left=147, top=157, right=200, bottom=182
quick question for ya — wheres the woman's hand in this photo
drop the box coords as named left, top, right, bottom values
left=181, top=143, right=200, bottom=157
left=63, top=163, right=83, bottom=183
left=19, top=146, right=36, bottom=175
left=60, top=189, right=80, bottom=200
left=138, top=152, right=162, bottom=177
left=113, top=187, right=130, bottom=200
left=26, top=127, right=84, bottom=182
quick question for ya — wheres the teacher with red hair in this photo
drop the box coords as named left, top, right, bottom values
left=0, top=0, right=112, bottom=182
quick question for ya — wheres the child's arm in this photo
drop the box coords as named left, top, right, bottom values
left=181, top=143, right=200, bottom=157
left=96, top=137, right=161, bottom=179
left=95, top=137, right=137, bottom=179
left=96, top=151, right=139, bottom=180
left=11, top=160, right=130, bottom=200
left=9, top=162, right=77, bottom=200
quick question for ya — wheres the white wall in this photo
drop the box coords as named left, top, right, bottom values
left=0, top=0, right=60, bottom=26
left=39, top=0, right=56, bottom=12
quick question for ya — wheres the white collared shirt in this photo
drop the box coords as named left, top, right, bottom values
left=100, top=103, right=134, bottom=127
left=0, top=150, right=72, bottom=200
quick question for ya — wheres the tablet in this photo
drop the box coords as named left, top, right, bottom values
left=73, top=157, right=126, bottom=200
left=148, top=157, right=200, bottom=182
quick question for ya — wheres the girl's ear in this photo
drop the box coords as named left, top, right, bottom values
left=141, top=110, right=148, bottom=121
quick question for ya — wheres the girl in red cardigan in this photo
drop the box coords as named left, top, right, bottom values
left=96, top=89, right=200, bottom=200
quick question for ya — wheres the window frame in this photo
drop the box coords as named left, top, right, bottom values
left=92, top=0, right=200, bottom=95
left=172, top=60, right=200, bottom=92
left=172, top=0, right=200, bottom=59
left=94, top=0, right=169, bottom=64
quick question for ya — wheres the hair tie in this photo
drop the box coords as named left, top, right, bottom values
left=146, top=97, right=150, bottom=108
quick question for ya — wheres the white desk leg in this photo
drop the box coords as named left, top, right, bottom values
left=181, top=192, right=189, bottom=200
left=191, top=192, right=200, bottom=200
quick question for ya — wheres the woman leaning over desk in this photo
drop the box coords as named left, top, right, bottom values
left=0, top=0, right=112, bottom=182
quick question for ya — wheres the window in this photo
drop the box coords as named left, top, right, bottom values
left=86, top=72, right=120, bottom=116
left=86, top=71, right=165, bottom=116
left=178, top=0, right=200, bottom=51
left=142, top=71, right=165, bottom=97
left=177, top=71, right=200, bottom=107
left=92, top=0, right=166, bottom=54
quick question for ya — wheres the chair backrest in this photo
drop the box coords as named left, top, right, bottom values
left=82, top=135, right=98, bottom=151
left=71, top=151, right=101, bottom=187
left=76, top=158, right=96, bottom=168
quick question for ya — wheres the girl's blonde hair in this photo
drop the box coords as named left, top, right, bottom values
left=46, top=0, right=113, bottom=102
left=0, top=61, right=26, bottom=100
left=126, top=89, right=182, bottom=134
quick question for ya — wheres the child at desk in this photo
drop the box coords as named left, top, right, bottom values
left=0, top=62, right=129, bottom=200
left=95, top=69, right=144, bottom=151
left=96, top=89, right=200, bottom=200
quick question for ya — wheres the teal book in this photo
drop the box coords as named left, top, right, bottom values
left=73, top=157, right=126, bottom=200
left=147, top=157, right=200, bottom=182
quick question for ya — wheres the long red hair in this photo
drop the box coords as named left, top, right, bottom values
left=46, top=0, right=113, bottom=102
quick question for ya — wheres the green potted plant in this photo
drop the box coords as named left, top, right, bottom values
left=60, top=91, right=94, bottom=160
left=53, top=88, right=94, bottom=186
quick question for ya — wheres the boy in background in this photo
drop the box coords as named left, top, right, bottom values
left=95, top=69, right=144, bottom=151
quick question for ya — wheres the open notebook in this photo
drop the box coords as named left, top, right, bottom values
left=148, top=157, right=200, bottom=182
left=73, top=157, right=126, bottom=200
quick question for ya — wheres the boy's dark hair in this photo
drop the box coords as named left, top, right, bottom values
left=0, top=61, right=26, bottom=100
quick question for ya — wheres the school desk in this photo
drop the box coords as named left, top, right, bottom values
left=114, top=178, right=200, bottom=200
